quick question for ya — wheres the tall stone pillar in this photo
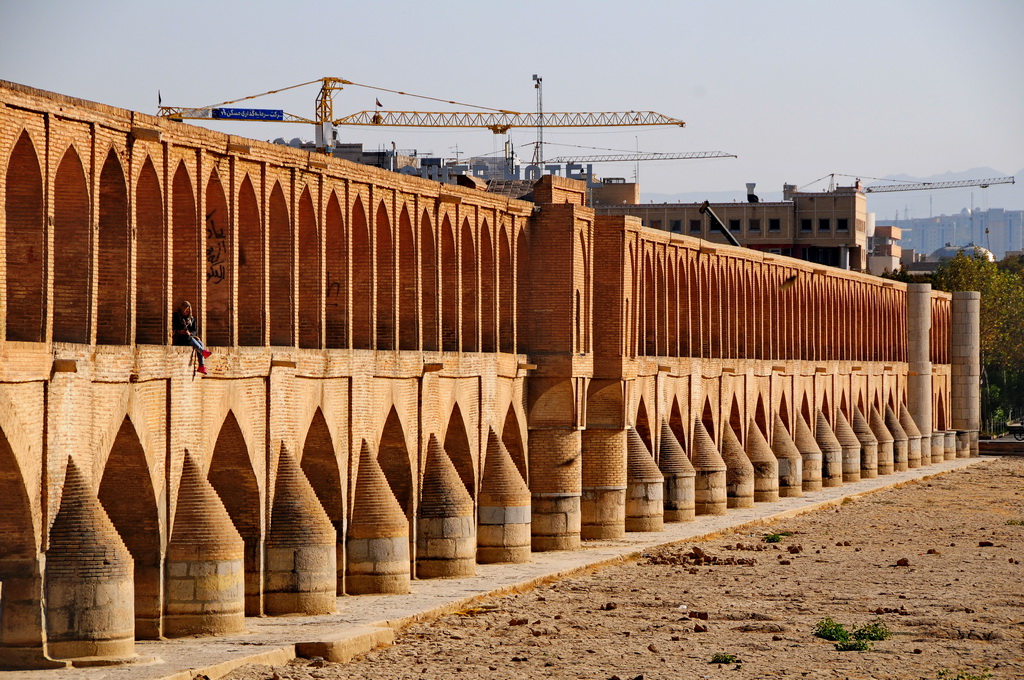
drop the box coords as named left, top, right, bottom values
left=580, top=428, right=626, bottom=539
left=906, top=283, right=933, bottom=444
left=529, top=428, right=582, bottom=551
left=478, top=429, right=531, bottom=564
left=951, top=291, right=981, bottom=456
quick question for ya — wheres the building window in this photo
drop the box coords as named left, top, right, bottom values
left=837, top=218, right=849, bottom=231
left=800, top=219, right=812, bottom=232
left=689, top=219, right=701, bottom=233
left=749, top=218, right=760, bottom=233
left=769, top=218, right=781, bottom=232
left=729, top=219, right=741, bottom=232
left=670, top=219, right=682, bottom=233
left=651, top=220, right=662, bottom=230
left=818, top=218, right=830, bottom=231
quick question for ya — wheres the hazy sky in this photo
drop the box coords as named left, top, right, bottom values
left=2, top=0, right=1022, bottom=200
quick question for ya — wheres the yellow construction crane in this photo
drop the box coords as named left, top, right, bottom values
left=158, top=77, right=686, bottom=153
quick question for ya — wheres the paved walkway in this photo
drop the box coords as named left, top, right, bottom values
left=8, top=456, right=991, bottom=680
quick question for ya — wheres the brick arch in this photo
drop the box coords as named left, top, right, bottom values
left=743, top=270, right=755, bottom=359
left=657, top=253, right=667, bottom=354
left=444, top=402, right=476, bottom=500
left=686, top=257, right=698, bottom=357
left=375, top=200, right=394, bottom=350
left=498, top=223, right=513, bottom=353
left=207, top=410, right=262, bottom=615
left=171, top=161, right=200, bottom=335
left=822, top=389, right=832, bottom=425
left=397, top=206, right=417, bottom=350
left=204, top=170, right=231, bottom=346
left=501, top=404, right=527, bottom=483
left=268, top=181, right=293, bottom=346
left=728, top=392, right=743, bottom=445
left=839, top=389, right=850, bottom=422
left=441, top=214, right=458, bottom=351
left=0, top=424, right=39, bottom=652
left=420, top=209, right=438, bottom=351
left=299, top=407, right=344, bottom=523
left=5, top=130, right=46, bottom=342
left=53, top=144, right=91, bottom=343
left=801, top=390, right=813, bottom=427
left=98, top=416, right=161, bottom=638
left=297, top=186, right=320, bottom=349
left=325, top=190, right=347, bottom=348
left=351, top=197, right=371, bottom=349
left=96, top=149, right=129, bottom=344
left=700, top=261, right=712, bottom=358
left=935, top=391, right=947, bottom=431
left=378, top=407, right=413, bottom=516
left=778, top=390, right=791, bottom=433
left=480, top=220, right=495, bottom=352
left=460, top=218, right=477, bottom=352
left=710, top=261, right=723, bottom=358
left=666, top=255, right=677, bottom=357
left=237, top=174, right=264, bottom=346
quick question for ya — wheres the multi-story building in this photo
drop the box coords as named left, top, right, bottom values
left=897, top=208, right=1024, bottom=260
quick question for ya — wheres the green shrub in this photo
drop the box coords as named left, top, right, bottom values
left=709, top=652, right=739, bottom=664
left=834, top=638, right=873, bottom=651
left=853, top=619, right=891, bottom=641
left=812, top=617, right=849, bottom=641
left=936, top=669, right=992, bottom=680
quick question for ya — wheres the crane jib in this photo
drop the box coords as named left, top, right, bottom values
left=212, top=108, right=285, bottom=121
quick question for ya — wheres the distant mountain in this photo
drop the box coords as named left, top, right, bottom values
left=642, top=168, right=1023, bottom=218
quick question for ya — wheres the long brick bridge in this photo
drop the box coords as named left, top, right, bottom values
left=0, top=81, right=980, bottom=667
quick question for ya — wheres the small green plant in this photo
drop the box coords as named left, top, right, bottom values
left=936, top=669, right=992, bottom=680
left=812, top=617, right=849, bottom=641
left=834, top=637, right=873, bottom=651
left=709, top=652, right=740, bottom=664
left=762, top=531, right=793, bottom=543
left=1006, top=519, right=1024, bottom=526
left=853, top=619, right=892, bottom=641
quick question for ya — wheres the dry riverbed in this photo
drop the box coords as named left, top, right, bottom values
left=227, top=456, right=1024, bottom=680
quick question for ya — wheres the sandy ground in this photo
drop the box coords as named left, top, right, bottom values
left=226, top=457, right=1024, bottom=680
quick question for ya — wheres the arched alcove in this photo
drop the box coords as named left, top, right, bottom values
left=4, top=131, right=45, bottom=342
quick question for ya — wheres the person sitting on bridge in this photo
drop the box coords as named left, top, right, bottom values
left=172, top=301, right=212, bottom=374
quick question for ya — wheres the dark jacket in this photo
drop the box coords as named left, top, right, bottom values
left=172, top=310, right=197, bottom=346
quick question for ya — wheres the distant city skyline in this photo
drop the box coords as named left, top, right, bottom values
left=2, top=0, right=1021, bottom=200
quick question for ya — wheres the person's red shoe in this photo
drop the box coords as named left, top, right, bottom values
left=197, top=365, right=208, bottom=375
left=202, top=349, right=212, bottom=358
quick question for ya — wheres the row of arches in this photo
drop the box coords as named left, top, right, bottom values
left=930, top=296, right=951, bottom=365
left=3, top=131, right=527, bottom=353
left=631, top=242, right=916, bottom=362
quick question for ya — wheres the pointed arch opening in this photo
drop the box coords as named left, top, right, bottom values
left=701, top=396, right=716, bottom=445
left=298, top=187, right=321, bottom=349
left=375, top=202, right=394, bottom=350
left=171, top=162, right=200, bottom=335
left=96, top=151, right=131, bottom=344
left=300, top=409, right=343, bottom=594
left=4, top=132, right=45, bottom=342
left=515, top=228, right=528, bottom=354
left=98, top=417, right=161, bottom=637
left=936, top=392, right=947, bottom=431
left=440, top=215, right=458, bottom=352
left=501, top=405, right=527, bottom=482
left=268, top=182, right=293, bottom=346
left=498, top=225, right=514, bottom=353
left=204, top=171, right=231, bottom=346
left=460, top=220, right=478, bottom=352
left=822, top=390, right=832, bottom=426
left=801, top=392, right=813, bottom=427
left=325, top=192, right=347, bottom=348
left=754, top=394, right=768, bottom=439
left=397, top=207, right=417, bottom=350
left=779, top=391, right=791, bottom=433
left=53, top=146, right=91, bottom=343
left=729, top=394, right=743, bottom=444
left=444, top=404, right=476, bottom=500
left=378, top=408, right=413, bottom=516
left=840, top=391, right=850, bottom=422
left=237, top=175, right=264, bottom=345
left=420, top=211, right=438, bottom=351
left=644, top=256, right=656, bottom=356
left=351, top=198, right=372, bottom=349
left=208, top=411, right=262, bottom=616
left=479, top=222, right=495, bottom=352
left=635, top=396, right=653, bottom=454
left=669, top=398, right=687, bottom=453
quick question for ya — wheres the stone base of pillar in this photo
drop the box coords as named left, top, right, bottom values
left=264, top=545, right=337, bottom=615
left=840, top=446, right=860, bottom=484
left=893, top=441, right=909, bottom=472
left=955, top=431, right=971, bottom=459
left=625, top=480, right=664, bottom=532
left=906, top=436, right=921, bottom=468
left=930, top=433, right=945, bottom=464
left=876, top=443, right=894, bottom=476
left=970, top=430, right=979, bottom=457
left=416, top=516, right=477, bottom=579
left=345, top=536, right=410, bottom=595
left=163, top=557, right=246, bottom=638
left=663, top=473, right=696, bottom=522
left=581, top=486, right=625, bottom=539
left=531, top=494, right=581, bottom=551
left=943, top=431, right=956, bottom=461
left=477, top=504, right=531, bottom=563
left=800, top=453, right=822, bottom=492
left=694, top=470, right=728, bottom=515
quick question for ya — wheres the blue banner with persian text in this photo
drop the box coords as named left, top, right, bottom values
left=212, top=108, right=285, bottom=121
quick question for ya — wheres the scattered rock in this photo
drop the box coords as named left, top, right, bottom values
left=896, top=558, right=911, bottom=566
left=979, top=541, right=994, bottom=547
left=600, top=602, right=618, bottom=611
left=694, top=624, right=709, bottom=633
